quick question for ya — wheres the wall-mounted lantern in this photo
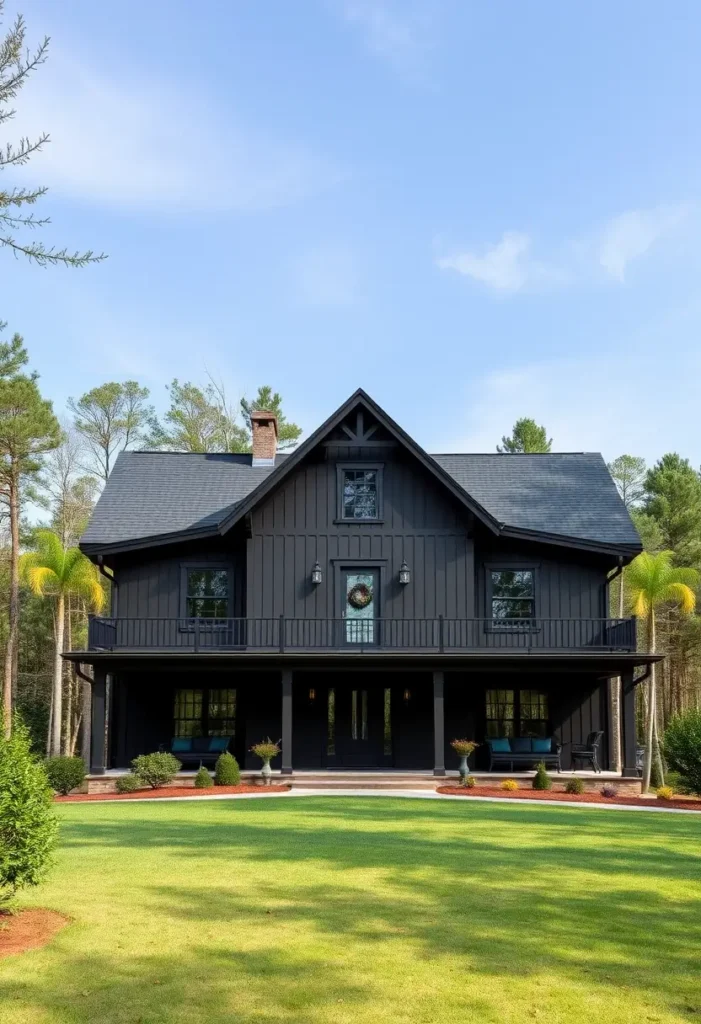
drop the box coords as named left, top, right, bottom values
left=399, top=560, right=411, bottom=585
left=403, top=688, right=411, bottom=703
left=308, top=687, right=317, bottom=704
left=311, top=562, right=323, bottom=585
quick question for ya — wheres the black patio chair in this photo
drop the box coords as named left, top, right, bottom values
left=570, top=731, right=605, bottom=773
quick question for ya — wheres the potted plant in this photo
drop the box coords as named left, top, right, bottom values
left=450, top=739, right=478, bottom=783
left=250, top=737, right=281, bottom=785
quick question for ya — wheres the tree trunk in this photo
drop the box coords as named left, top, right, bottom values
left=51, top=592, right=65, bottom=757
left=642, top=609, right=656, bottom=794
left=2, top=466, right=20, bottom=738
left=63, top=599, right=72, bottom=755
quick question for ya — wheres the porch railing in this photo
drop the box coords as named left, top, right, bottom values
left=86, top=616, right=637, bottom=653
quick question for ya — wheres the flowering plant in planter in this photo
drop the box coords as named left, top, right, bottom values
left=250, top=738, right=281, bottom=785
left=450, top=739, right=478, bottom=782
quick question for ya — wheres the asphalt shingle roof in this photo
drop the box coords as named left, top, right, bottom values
left=431, top=452, right=640, bottom=548
left=81, top=449, right=639, bottom=552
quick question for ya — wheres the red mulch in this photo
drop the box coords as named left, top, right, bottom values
left=436, top=786, right=701, bottom=810
left=0, top=909, right=68, bottom=958
left=56, top=784, right=291, bottom=802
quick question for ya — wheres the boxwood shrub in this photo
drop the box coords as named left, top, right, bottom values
left=194, top=766, right=214, bottom=788
left=214, top=751, right=240, bottom=786
left=45, top=755, right=86, bottom=795
left=131, top=752, right=181, bottom=790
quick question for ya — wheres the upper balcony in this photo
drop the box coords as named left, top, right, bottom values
left=85, top=616, right=637, bottom=654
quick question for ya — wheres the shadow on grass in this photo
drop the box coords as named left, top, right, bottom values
left=9, top=797, right=698, bottom=1023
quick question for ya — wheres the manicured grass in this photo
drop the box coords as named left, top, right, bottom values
left=2, top=797, right=701, bottom=1023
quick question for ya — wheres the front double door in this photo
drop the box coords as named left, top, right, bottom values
left=327, top=683, right=389, bottom=768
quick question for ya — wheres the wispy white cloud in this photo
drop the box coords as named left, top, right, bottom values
left=342, top=1, right=436, bottom=79
left=293, top=243, right=360, bottom=307
left=597, top=203, right=691, bottom=281
left=12, top=52, right=341, bottom=212
left=437, top=297, right=701, bottom=463
left=436, top=232, right=566, bottom=293
left=437, top=203, right=693, bottom=294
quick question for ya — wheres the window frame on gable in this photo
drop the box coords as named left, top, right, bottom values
left=335, top=463, right=384, bottom=523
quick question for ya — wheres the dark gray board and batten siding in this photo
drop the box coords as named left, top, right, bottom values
left=246, top=446, right=475, bottom=620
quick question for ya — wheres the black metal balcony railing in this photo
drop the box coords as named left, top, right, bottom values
left=86, top=616, right=637, bottom=653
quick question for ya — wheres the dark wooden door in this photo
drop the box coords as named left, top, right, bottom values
left=327, top=684, right=387, bottom=767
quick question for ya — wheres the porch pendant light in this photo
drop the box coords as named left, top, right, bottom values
left=311, top=562, right=323, bottom=585
left=399, top=560, right=411, bottom=585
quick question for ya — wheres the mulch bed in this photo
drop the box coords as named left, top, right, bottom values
left=56, top=784, right=291, bottom=802
left=436, top=786, right=701, bottom=811
left=0, top=909, right=68, bottom=958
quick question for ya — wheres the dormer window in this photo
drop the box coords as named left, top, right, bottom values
left=337, top=464, right=383, bottom=521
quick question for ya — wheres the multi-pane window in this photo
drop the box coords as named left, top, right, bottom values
left=490, top=570, right=535, bottom=620
left=485, top=688, right=548, bottom=738
left=519, top=690, right=549, bottom=737
left=173, top=689, right=203, bottom=737
left=342, top=470, right=378, bottom=519
left=208, top=689, right=236, bottom=737
left=485, top=688, right=515, bottom=737
left=173, top=687, right=236, bottom=738
left=186, top=569, right=229, bottom=618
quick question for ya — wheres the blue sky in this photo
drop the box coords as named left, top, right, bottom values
left=2, top=0, right=700, bottom=466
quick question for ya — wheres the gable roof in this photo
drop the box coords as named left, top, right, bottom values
left=80, top=389, right=641, bottom=557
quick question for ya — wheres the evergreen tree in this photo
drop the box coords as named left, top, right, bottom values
left=644, top=454, right=701, bottom=564
left=608, top=455, right=647, bottom=509
left=68, top=382, right=152, bottom=482
left=0, top=336, right=60, bottom=737
left=0, top=3, right=104, bottom=266
left=148, top=378, right=301, bottom=453
left=0, top=717, right=58, bottom=908
left=497, top=418, right=552, bottom=453
left=241, top=386, right=302, bottom=451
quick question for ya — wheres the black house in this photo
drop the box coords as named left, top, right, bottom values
left=67, top=389, right=656, bottom=779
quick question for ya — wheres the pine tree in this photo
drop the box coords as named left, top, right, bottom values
left=497, top=418, right=552, bottom=453
left=0, top=3, right=104, bottom=266
left=608, top=455, right=647, bottom=509
left=0, top=336, right=60, bottom=737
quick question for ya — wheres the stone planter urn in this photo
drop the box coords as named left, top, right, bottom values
left=450, top=739, right=479, bottom=784
left=250, top=738, right=281, bottom=786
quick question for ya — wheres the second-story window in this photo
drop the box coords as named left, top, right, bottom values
left=490, top=570, right=535, bottom=620
left=186, top=569, right=229, bottom=618
left=342, top=469, right=379, bottom=519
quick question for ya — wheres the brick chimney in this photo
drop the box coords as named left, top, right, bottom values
left=250, top=410, right=278, bottom=466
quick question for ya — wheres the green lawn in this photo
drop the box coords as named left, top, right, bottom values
left=1, top=797, right=700, bottom=1024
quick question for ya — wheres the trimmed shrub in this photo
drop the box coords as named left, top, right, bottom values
left=663, top=709, right=701, bottom=795
left=214, top=751, right=240, bottom=786
left=463, top=775, right=476, bottom=789
left=115, top=774, right=141, bottom=794
left=532, top=762, right=552, bottom=791
left=0, top=719, right=58, bottom=909
left=194, top=766, right=214, bottom=789
left=565, top=777, right=585, bottom=795
left=656, top=785, right=674, bottom=801
left=500, top=778, right=519, bottom=792
left=45, top=756, right=85, bottom=796
left=600, top=783, right=617, bottom=798
left=131, top=752, right=181, bottom=790
left=666, top=770, right=691, bottom=795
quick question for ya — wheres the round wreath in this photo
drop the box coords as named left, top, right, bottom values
left=348, top=582, right=373, bottom=609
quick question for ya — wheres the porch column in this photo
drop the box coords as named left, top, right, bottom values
left=90, top=665, right=107, bottom=776
left=433, top=670, right=446, bottom=777
left=281, top=670, right=293, bottom=774
left=620, top=668, right=638, bottom=778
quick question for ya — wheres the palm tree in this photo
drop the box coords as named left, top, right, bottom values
left=625, top=551, right=698, bottom=792
left=21, top=530, right=105, bottom=757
